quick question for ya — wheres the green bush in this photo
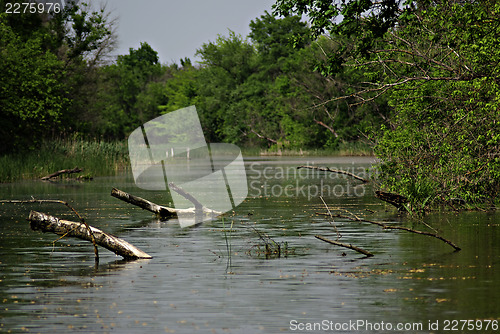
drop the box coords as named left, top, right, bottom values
left=375, top=78, right=500, bottom=210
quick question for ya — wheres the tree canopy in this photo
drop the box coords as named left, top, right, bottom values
left=0, top=0, right=114, bottom=152
left=274, top=0, right=500, bottom=208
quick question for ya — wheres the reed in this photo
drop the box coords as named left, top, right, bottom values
left=0, top=139, right=130, bottom=182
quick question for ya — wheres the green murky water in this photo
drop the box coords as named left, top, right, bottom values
left=1, top=157, right=499, bottom=333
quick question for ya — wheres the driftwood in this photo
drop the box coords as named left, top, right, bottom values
left=111, top=187, right=221, bottom=220
left=297, top=165, right=369, bottom=183
left=1, top=198, right=99, bottom=261
left=41, top=167, right=82, bottom=180
left=315, top=235, right=374, bottom=257
left=28, top=211, right=152, bottom=259
left=317, top=212, right=461, bottom=251
left=111, top=187, right=177, bottom=219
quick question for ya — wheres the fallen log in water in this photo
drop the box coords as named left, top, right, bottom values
left=41, top=167, right=83, bottom=180
left=111, top=187, right=221, bottom=220
left=28, top=211, right=152, bottom=259
left=111, top=187, right=177, bottom=219
left=2, top=198, right=99, bottom=261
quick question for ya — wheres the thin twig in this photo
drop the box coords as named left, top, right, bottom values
left=319, top=196, right=341, bottom=240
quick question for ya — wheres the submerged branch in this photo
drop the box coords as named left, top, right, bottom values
left=41, top=167, right=82, bottom=180
left=315, top=235, right=374, bottom=257
left=317, top=212, right=461, bottom=252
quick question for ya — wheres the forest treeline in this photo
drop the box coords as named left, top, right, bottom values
left=0, top=1, right=387, bottom=155
left=1, top=0, right=499, bottom=209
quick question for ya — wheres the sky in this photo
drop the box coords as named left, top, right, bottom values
left=98, top=0, right=278, bottom=65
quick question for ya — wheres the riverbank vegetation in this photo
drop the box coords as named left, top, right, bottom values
left=1, top=1, right=498, bottom=211
left=0, top=138, right=129, bottom=182
left=1, top=1, right=382, bottom=182
left=275, top=0, right=500, bottom=210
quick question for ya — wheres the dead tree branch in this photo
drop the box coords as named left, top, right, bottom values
left=111, top=187, right=177, bottom=219
left=249, top=128, right=278, bottom=144
left=168, top=183, right=203, bottom=212
left=375, top=190, right=408, bottom=211
left=41, top=167, right=82, bottom=180
left=315, top=235, right=374, bottom=257
left=317, top=212, right=461, bottom=251
left=111, top=187, right=221, bottom=220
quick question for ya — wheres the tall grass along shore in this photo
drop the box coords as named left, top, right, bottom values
left=0, top=139, right=374, bottom=183
left=0, top=139, right=130, bottom=183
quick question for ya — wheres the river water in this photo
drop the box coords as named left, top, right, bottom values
left=1, top=157, right=499, bottom=333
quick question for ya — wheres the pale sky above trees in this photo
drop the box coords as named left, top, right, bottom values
left=100, top=0, right=277, bottom=64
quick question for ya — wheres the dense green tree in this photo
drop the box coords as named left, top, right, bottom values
left=0, top=0, right=114, bottom=153
left=274, top=0, right=500, bottom=208
left=0, top=15, right=68, bottom=152
left=373, top=2, right=500, bottom=209
left=0, top=1, right=391, bottom=158
left=195, top=31, right=258, bottom=143
left=95, top=42, right=164, bottom=138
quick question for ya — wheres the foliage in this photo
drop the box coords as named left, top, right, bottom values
left=0, top=0, right=114, bottom=153
left=375, top=2, right=500, bottom=208
left=274, top=0, right=500, bottom=208
left=376, top=79, right=500, bottom=209
left=1, top=2, right=386, bottom=164
left=0, top=138, right=128, bottom=182
left=0, top=15, right=69, bottom=152
left=190, top=12, right=382, bottom=149
left=94, top=42, right=165, bottom=138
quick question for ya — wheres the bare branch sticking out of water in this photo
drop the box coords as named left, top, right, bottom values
left=297, top=165, right=369, bottom=183
left=111, top=187, right=221, bottom=220
left=315, top=235, right=374, bottom=257
left=319, top=196, right=341, bottom=240
left=249, top=227, right=290, bottom=258
left=316, top=212, right=461, bottom=252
